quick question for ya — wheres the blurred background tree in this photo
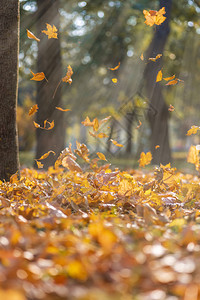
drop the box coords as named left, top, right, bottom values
left=18, top=0, right=200, bottom=169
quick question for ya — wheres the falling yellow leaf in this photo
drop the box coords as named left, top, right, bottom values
left=143, top=7, right=166, bottom=27
left=96, top=152, right=107, bottom=161
left=186, top=126, right=200, bottom=136
left=112, top=78, right=118, bottom=83
left=26, top=29, right=40, bottom=42
left=156, top=69, right=163, bottom=82
left=33, top=120, right=54, bottom=130
left=139, top=151, right=152, bottom=167
left=140, top=53, right=144, bottom=61
left=30, top=70, right=47, bottom=82
left=187, top=145, right=199, bottom=170
left=109, top=62, right=120, bottom=70
left=163, top=74, right=175, bottom=81
left=136, top=120, right=142, bottom=129
left=155, top=145, right=160, bottom=149
left=166, top=78, right=178, bottom=86
left=55, top=107, right=71, bottom=112
left=148, top=54, right=162, bottom=62
left=29, top=104, right=38, bottom=116
left=62, top=65, right=73, bottom=85
left=37, top=151, right=56, bottom=161
left=168, top=104, right=175, bottom=112
left=82, top=116, right=94, bottom=127
left=93, top=118, right=99, bottom=132
left=35, top=160, right=44, bottom=169
left=110, top=139, right=124, bottom=147
left=42, top=23, right=58, bottom=39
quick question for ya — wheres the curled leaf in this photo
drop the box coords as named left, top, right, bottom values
left=62, top=65, right=73, bottom=85
left=37, top=151, right=56, bottom=161
left=143, top=7, right=166, bottom=27
left=35, top=160, right=44, bottom=169
left=26, top=29, right=40, bottom=42
left=30, top=70, right=47, bottom=82
left=148, top=54, right=162, bottom=62
left=165, top=78, right=178, bottom=86
left=163, top=74, right=175, bottom=81
left=55, top=107, right=71, bottom=112
left=186, top=126, right=200, bottom=136
left=112, top=78, right=118, bottom=83
left=109, top=62, right=120, bottom=71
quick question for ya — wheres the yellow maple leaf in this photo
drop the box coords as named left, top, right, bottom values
left=139, top=151, right=152, bottom=167
left=156, top=69, right=163, bottom=82
left=143, top=7, right=166, bottom=27
left=42, top=23, right=58, bottom=39
left=26, top=29, right=40, bottom=42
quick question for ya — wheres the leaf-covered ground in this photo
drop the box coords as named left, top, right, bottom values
left=1, top=162, right=200, bottom=300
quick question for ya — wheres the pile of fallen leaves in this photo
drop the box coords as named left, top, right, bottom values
left=1, top=148, right=200, bottom=300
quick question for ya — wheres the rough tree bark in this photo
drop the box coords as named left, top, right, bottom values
left=35, top=0, right=65, bottom=168
left=144, top=0, right=172, bottom=165
left=0, top=0, right=20, bottom=181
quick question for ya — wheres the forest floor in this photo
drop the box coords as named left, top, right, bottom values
left=0, top=153, right=200, bottom=300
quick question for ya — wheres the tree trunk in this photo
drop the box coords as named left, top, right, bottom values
left=35, top=0, right=65, bottom=168
left=144, top=0, right=172, bottom=165
left=0, top=0, right=20, bottom=181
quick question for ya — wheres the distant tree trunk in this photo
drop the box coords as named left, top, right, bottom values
left=125, top=111, right=135, bottom=154
left=0, top=0, right=20, bottom=181
left=144, top=0, right=172, bottom=165
left=35, top=0, right=65, bottom=168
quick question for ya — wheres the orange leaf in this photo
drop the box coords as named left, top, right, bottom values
left=37, top=150, right=56, bottom=160
left=45, top=120, right=54, bottom=130
left=30, top=70, right=47, bottom=82
left=140, top=53, right=144, bottom=61
left=62, top=65, right=73, bottom=85
left=186, top=126, right=200, bottom=136
left=62, top=156, right=82, bottom=172
left=166, top=78, right=178, bottom=86
left=112, top=78, right=118, bottom=83
left=89, top=131, right=109, bottom=138
left=55, top=107, right=71, bottom=112
left=29, top=104, right=38, bottom=116
left=42, top=23, right=58, bottom=39
left=139, top=151, right=152, bottom=167
left=109, top=62, right=120, bottom=71
left=163, top=74, right=175, bottom=81
left=110, top=139, right=124, bottom=147
left=82, top=116, right=94, bottom=127
left=156, top=69, right=163, bottom=82
left=96, top=152, right=107, bottom=161
left=148, top=54, right=162, bottom=62
left=136, top=120, right=142, bottom=129
left=33, top=121, right=41, bottom=128
left=35, top=160, right=44, bottom=169
left=155, top=145, right=160, bottom=149
left=168, top=104, right=175, bottom=112
left=26, top=29, right=40, bottom=42
left=74, top=142, right=90, bottom=163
